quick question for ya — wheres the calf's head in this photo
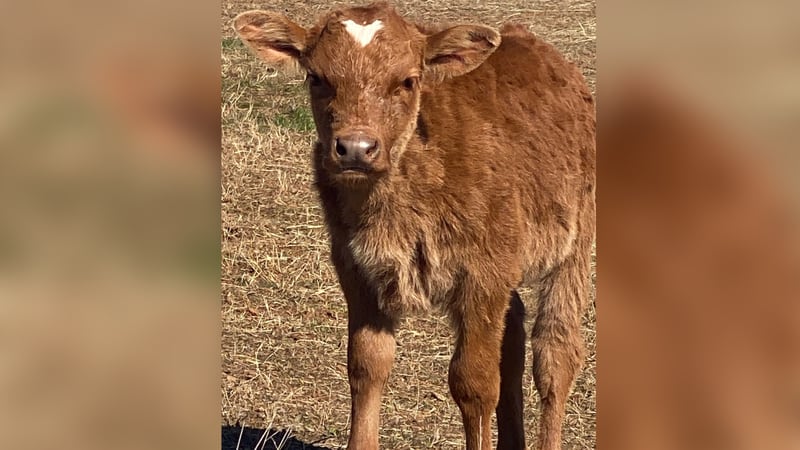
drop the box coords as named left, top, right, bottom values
left=234, top=2, right=500, bottom=184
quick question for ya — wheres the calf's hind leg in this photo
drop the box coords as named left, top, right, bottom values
left=531, top=251, right=590, bottom=450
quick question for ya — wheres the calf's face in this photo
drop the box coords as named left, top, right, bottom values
left=234, top=2, right=500, bottom=185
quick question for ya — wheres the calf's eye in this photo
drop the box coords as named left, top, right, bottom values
left=393, top=76, right=418, bottom=96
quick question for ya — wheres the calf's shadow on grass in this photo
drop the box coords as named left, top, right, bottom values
left=222, top=425, right=335, bottom=450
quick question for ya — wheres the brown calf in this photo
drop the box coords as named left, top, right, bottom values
left=234, top=2, right=595, bottom=449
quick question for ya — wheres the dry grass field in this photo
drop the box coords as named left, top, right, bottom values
left=221, top=1, right=595, bottom=448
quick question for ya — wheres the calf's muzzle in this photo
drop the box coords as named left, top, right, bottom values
left=333, top=132, right=380, bottom=172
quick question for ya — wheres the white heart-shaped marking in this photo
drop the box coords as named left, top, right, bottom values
left=342, top=19, right=384, bottom=47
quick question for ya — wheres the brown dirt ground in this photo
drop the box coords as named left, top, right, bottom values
left=221, top=1, right=595, bottom=449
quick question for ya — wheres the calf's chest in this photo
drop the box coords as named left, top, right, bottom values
left=346, top=221, right=453, bottom=315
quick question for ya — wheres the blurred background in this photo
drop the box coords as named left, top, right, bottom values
left=0, top=0, right=221, bottom=449
left=600, top=0, right=800, bottom=449
left=0, top=0, right=797, bottom=449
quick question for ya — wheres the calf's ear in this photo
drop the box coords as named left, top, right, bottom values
left=233, top=11, right=307, bottom=68
left=424, top=25, right=501, bottom=81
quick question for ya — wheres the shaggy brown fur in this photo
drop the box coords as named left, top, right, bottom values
left=234, top=2, right=595, bottom=449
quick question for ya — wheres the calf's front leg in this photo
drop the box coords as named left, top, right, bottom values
left=345, top=289, right=397, bottom=450
left=448, top=286, right=509, bottom=450
left=331, top=246, right=398, bottom=450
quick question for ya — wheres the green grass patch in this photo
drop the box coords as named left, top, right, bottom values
left=222, top=37, right=245, bottom=50
left=273, top=107, right=315, bottom=132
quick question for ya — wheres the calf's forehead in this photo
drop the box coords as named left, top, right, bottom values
left=305, top=6, right=422, bottom=78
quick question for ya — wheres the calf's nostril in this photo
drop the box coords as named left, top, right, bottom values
left=335, top=139, right=348, bottom=156
left=364, top=141, right=378, bottom=156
